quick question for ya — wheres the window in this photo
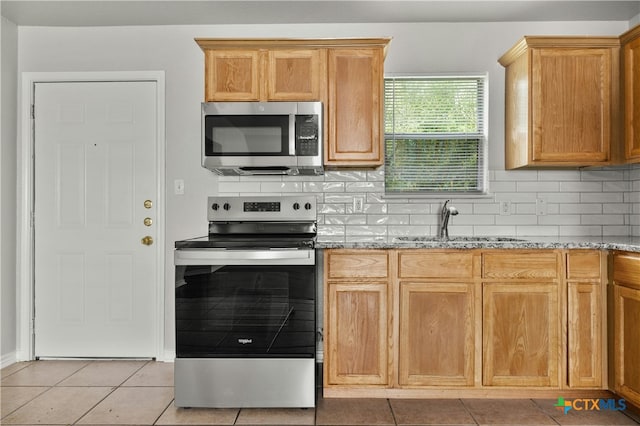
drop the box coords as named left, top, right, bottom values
left=384, top=75, right=488, bottom=194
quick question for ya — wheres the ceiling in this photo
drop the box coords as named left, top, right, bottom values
left=2, top=0, right=639, bottom=26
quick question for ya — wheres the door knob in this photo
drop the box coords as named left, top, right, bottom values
left=141, top=236, right=154, bottom=246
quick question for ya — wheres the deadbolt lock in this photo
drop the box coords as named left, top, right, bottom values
left=144, top=217, right=153, bottom=227
left=141, top=236, right=154, bottom=246
left=144, top=200, right=153, bottom=209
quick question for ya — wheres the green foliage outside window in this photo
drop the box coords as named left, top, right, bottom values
left=384, top=77, right=486, bottom=193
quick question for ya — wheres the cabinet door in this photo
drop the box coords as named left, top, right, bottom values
left=623, top=30, right=640, bottom=160
left=204, top=50, right=262, bottom=101
left=614, top=284, right=640, bottom=406
left=399, top=282, right=475, bottom=386
left=483, top=283, right=559, bottom=387
left=326, top=48, right=383, bottom=166
left=531, top=47, right=611, bottom=163
left=568, top=283, right=602, bottom=387
left=267, top=49, right=325, bottom=101
left=326, top=282, right=388, bottom=385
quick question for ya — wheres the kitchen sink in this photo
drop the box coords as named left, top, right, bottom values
left=394, top=236, right=525, bottom=243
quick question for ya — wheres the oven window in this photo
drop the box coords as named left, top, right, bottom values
left=175, top=264, right=315, bottom=358
left=204, top=115, right=289, bottom=156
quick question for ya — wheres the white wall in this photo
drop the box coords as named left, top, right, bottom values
left=16, top=20, right=631, bottom=356
left=1, top=15, right=18, bottom=367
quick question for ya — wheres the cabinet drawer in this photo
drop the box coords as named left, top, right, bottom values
left=613, top=253, right=640, bottom=290
left=398, top=251, right=474, bottom=279
left=326, top=250, right=389, bottom=279
left=567, top=250, right=602, bottom=280
left=482, top=251, right=559, bottom=279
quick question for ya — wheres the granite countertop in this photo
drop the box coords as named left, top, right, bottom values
left=316, top=236, right=640, bottom=253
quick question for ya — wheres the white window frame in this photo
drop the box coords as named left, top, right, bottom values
left=384, top=73, right=489, bottom=197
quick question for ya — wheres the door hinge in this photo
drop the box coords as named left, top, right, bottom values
left=31, top=104, right=35, bottom=119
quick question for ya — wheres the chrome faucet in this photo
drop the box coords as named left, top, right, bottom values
left=439, top=200, right=459, bottom=240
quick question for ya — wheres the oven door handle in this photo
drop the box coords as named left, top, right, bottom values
left=174, top=249, right=315, bottom=265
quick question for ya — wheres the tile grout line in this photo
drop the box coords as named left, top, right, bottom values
left=530, top=398, right=561, bottom=426
left=313, top=394, right=318, bottom=426
left=71, top=384, right=120, bottom=425
left=152, top=397, right=175, bottom=425
left=2, top=360, right=90, bottom=424
left=69, top=360, right=150, bottom=425
left=0, top=384, right=51, bottom=422
left=386, top=398, right=398, bottom=426
left=0, top=361, right=33, bottom=380
left=459, top=398, right=480, bottom=425
left=117, top=359, right=151, bottom=387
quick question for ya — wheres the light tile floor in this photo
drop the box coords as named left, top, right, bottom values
left=2, top=360, right=640, bottom=425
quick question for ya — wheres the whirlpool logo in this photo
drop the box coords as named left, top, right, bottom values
left=238, top=338, right=253, bottom=345
left=555, top=397, right=626, bottom=414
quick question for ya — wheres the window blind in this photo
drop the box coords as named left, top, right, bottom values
left=384, top=76, right=487, bottom=194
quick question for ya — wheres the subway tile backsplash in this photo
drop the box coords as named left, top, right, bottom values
left=217, top=164, right=640, bottom=242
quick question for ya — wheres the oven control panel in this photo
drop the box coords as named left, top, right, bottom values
left=208, top=196, right=316, bottom=222
left=244, top=202, right=280, bottom=212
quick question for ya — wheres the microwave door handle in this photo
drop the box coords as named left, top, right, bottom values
left=289, top=114, right=296, bottom=155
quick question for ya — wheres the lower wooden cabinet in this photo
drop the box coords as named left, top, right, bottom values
left=568, top=283, right=603, bottom=387
left=482, top=282, right=559, bottom=387
left=323, top=248, right=606, bottom=396
left=614, top=285, right=640, bottom=406
left=326, top=281, right=389, bottom=385
left=399, top=282, right=475, bottom=386
left=324, top=250, right=390, bottom=387
left=612, top=252, right=640, bottom=408
left=566, top=250, right=604, bottom=388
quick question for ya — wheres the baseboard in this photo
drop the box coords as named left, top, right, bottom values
left=162, top=350, right=176, bottom=362
left=1, top=351, right=17, bottom=369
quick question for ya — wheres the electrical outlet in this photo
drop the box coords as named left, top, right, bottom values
left=500, top=201, right=511, bottom=216
left=536, top=198, right=546, bottom=216
left=353, top=196, right=364, bottom=213
left=174, top=179, right=185, bottom=195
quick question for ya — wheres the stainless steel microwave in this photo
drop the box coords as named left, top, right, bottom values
left=202, top=101, right=323, bottom=176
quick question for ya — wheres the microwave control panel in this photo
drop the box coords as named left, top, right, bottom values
left=295, top=115, right=319, bottom=156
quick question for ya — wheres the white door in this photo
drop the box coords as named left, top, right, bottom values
left=34, top=81, right=158, bottom=358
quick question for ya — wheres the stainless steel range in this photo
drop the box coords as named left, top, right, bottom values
left=174, top=195, right=317, bottom=408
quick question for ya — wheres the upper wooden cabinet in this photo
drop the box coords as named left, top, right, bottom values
left=267, top=49, right=326, bottom=100
left=202, top=49, right=261, bottom=101
left=195, top=40, right=326, bottom=101
left=499, top=37, right=620, bottom=169
left=195, top=38, right=391, bottom=168
left=326, top=48, right=384, bottom=167
left=621, top=25, right=640, bottom=162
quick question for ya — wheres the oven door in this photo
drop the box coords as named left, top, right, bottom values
left=174, top=249, right=316, bottom=359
